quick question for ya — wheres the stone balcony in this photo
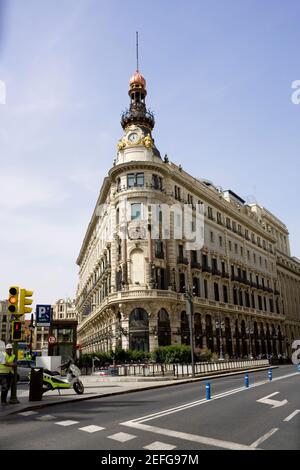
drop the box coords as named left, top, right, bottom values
left=78, top=287, right=285, bottom=332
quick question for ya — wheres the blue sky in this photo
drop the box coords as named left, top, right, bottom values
left=0, top=0, right=299, bottom=305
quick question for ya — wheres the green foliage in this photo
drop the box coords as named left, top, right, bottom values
left=211, top=352, right=219, bottom=362
left=198, top=348, right=212, bottom=362
left=151, top=345, right=191, bottom=363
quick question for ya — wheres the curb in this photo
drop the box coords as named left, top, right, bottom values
left=5, top=365, right=278, bottom=416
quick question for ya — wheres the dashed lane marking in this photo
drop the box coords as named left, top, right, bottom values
left=284, top=410, right=300, bottom=422
left=55, top=420, right=79, bottom=426
left=143, top=441, right=176, bottom=450
left=78, top=425, right=105, bottom=433
left=107, top=432, right=137, bottom=443
left=36, top=414, right=56, bottom=421
left=18, top=411, right=39, bottom=416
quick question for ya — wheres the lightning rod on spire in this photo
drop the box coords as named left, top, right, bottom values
left=136, top=31, right=139, bottom=72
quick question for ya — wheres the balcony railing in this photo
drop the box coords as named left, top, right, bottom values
left=202, top=265, right=212, bottom=273
left=177, top=256, right=189, bottom=265
left=212, top=269, right=221, bottom=276
left=222, top=272, right=230, bottom=279
left=191, top=261, right=201, bottom=270
left=155, top=251, right=164, bottom=260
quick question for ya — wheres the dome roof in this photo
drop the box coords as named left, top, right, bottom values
left=129, top=71, right=146, bottom=88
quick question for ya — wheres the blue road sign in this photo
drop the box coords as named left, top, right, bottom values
left=36, top=305, right=52, bottom=326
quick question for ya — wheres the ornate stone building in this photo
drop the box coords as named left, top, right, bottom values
left=76, top=68, right=300, bottom=358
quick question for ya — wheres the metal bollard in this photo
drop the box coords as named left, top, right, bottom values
left=268, top=368, right=273, bottom=381
left=206, top=382, right=211, bottom=400
left=244, top=373, right=249, bottom=388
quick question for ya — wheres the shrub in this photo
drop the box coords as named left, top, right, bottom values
left=198, top=348, right=212, bottom=362
left=151, top=345, right=191, bottom=363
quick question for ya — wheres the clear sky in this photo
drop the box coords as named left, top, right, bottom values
left=0, top=0, right=299, bottom=306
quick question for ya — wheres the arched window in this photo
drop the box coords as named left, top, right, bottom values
left=157, top=309, right=171, bottom=347
left=129, top=308, right=149, bottom=352
left=194, top=313, right=202, bottom=349
left=181, top=311, right=190, bottom=345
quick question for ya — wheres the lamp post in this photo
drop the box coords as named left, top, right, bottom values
left=218, top=313, right=224, bottom=360
left=184, top=290, right=195, bottom=378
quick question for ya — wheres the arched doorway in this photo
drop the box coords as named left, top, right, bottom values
left=235, top=320, right=241, bottom=358
left=181, top=311, right=190, bottom=345
left=241, top=320, right=248, bottom=357
left=254, top=322, right=260, bottom=358
left=157, top=309, right=171, bottom=347
left=129, top=308, right=149, bottom=352
left=194, top=313, right=203, bottom=349
left=225, top=317, right=232, bottom=357
left=206, top=314, right=214, bottom=352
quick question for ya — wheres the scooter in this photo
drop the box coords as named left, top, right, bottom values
left=41, top=360, right=84, bottom=395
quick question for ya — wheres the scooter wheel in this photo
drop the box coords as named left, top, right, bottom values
left=73, top=381, right=84, bottom=394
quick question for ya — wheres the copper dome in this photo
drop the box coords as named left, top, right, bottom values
left=129, top=71, right=146, bottom=88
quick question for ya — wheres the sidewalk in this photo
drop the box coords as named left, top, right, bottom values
left=0, top=365, right=277, bottom=418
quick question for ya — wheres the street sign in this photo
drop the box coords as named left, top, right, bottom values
left=36, top=304, right=52, bottom=327
left=48, top=336, right=56, bottom=345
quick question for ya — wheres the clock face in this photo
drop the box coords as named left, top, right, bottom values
left=128, top=132, right=138, bottom=143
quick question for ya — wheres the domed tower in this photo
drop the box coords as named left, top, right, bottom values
left=116, top=41, right=161, bottom=164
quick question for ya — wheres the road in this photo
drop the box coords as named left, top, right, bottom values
left=0, top=365, right=299, bottom=450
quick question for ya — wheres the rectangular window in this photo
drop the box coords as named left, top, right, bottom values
left=127, top=173, right=135, bottom=187
left=223, top=285, right=228, bottom=303
left=245, top=229, right=249, bottom=240
left=232, top=221, right=237, bottom=233
left=234, top=243, right=238, bottom=254
left=208, top=207, right=213, bottom=220
left=210, top=231, right=214, bottom=243
left=217, top=212, right=222, bottom=224
left=240, top=246, right=243, bottom=256
left=228, top=240, right=232, bottom=251
left=238, top=224, right=242, bottom=235
left=136, top=173, right=144, bottom=187
left=214, top=283, right=219, bottom=301
left=131, top=203, right=141, bottom=220
left=204, top=279, right=208, bottom=299
left=253, top=253, right=256, bottom=264
left=247, top=250, right=250, bottom=260
left=226, top=217, right=231, bottom=229
left=251, top=293, right=255, bottom=309
left=219, top=236, right=223, bottom=247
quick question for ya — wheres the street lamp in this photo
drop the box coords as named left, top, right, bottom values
left=217, top=314, right=224, bottom=360
left=184, top=288, right=195, bottom=378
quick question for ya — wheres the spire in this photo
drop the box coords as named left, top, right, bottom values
left=120, top=33, right=155, bottom=131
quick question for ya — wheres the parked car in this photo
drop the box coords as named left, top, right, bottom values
left=95, top=367, right=118, bottom=376
left=16, top=360, right=35, bottom=382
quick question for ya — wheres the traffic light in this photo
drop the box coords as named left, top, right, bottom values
left=8, top=286, right=19, bottom=314
left=19, top=289, right=33, bottom=315
left=12, top=320, right=22, bottom=341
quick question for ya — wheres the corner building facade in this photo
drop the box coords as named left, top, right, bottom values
left=76, top=70, right=300, bottom=358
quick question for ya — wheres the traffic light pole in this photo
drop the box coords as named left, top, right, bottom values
left=9, top=342, right=19, bottom=404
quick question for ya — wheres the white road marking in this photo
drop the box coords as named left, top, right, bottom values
left=36, top=414, right=56, bottom=421
left=144, top=441, right=176, bottom=450
left=120, top=371, right=299, bottom=450
left=123, top=421, right=254, bottom=451
left=18, top=411, right=39, bottom=416
left=107, top=432, right=136, bottom=442
left=250, top=428, right=279, bottom=448
left=284, top=410, right=300, bottom=422
left=79, top=425, right=105, bottom=433
left=55, top=420, right=79, bottom=426
left=257, top=392, right=288, bottom=408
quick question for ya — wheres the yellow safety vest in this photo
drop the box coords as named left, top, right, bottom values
left=0, top=353, right=16, bottom=375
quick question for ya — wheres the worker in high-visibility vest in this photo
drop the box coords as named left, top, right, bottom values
left=0, top=344, right=17, bottom=405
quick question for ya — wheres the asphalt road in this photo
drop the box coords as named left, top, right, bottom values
left=0, top=365, right=299, bottom=450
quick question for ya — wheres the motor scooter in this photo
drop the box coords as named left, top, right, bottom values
left=41, top=359, right=84, bottom=395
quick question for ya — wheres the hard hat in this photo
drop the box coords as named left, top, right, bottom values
left=5, top=343, right=13, bottom=350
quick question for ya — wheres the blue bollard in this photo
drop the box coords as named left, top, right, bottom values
left=268, top=368, right=273, bottom=381
left=244, top=373, right=249, bottom=388
left=206, top=382, right=211, bottom=400
left=298, top=364, right=300, bottom=373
